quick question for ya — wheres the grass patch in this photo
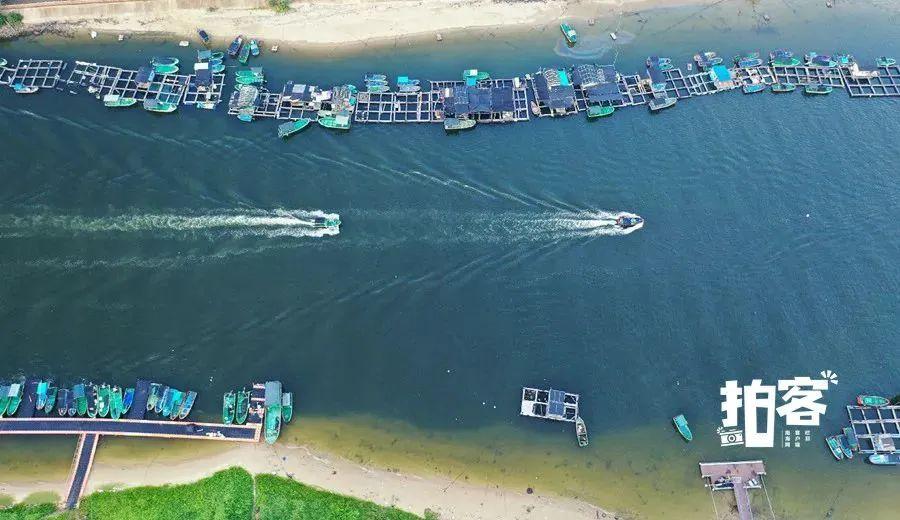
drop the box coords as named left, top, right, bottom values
left=17, top=494, right=57, bottom=508
left=0, top=496, right=13, bottom=509
left=0, top=12, right=24, bottom=27
left=0, top=503, right=56, bottom=520
left=78, top=467, right=252, bottom=520
left=255, top=474, right=422, bottom=520
left=268, top=0, right=291, bottom=13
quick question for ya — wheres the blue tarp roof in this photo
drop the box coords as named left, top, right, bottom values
left=136, top=66, right=155, bottom=84
left=533, top=74, right=575, bottom=110
left=710, top=65, right=732, bottom=82
left=447, top=85, right=514, bottom=115
left=548, top=389, right=565, bottom=417
left=586, top=82, right=623, bottom=103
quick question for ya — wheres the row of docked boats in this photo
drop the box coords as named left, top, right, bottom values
left=222, top=389, right=252, bottom=425
left=741, top=81, right=834, bottom=95
left=691, top=48, right=896, bottom=72
left=227, top=35, right=260, bottom=65
left=145, top=383, right=197, bottom=420
left=826, top=394, right=899, bottom=465
left=0, top=380, right=137, bottom=419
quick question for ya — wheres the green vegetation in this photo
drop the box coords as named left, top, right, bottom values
left=0, top=12, right=24, bottom=27
left=79, top=467, right=252, bottom=520
left=0, top=468, right=424, bottom=520
left=256, top=474, right=421, bottom=520
left=268, top=0, right=291, bottom=13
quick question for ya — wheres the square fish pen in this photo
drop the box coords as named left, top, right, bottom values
left=275, top=82, right=325, bottom=121
left=729, top=65, right=777, bottom=86
left=520, top=387, right=579, bottom=422
left=227, top=87, right=282, bottom=119
left=182, top=72, right=226, bottom=107
left=771, top=65, right=844, bottom=87
left=843, top=64, right=900, bottom=97
left=846, top=405, right=900, bottom=454
left=354, top=90, right=436, bottom=123
left=66, top=62, right=189, bottom=104
left=0, top=59, right=66, bottom=89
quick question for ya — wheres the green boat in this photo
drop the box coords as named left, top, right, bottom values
left=265, top=404, right=282, bottom=445
left=857, top=395, right=890, bottom=407
left=0, top=385, right=9, bottom=417
left=462, top=69, right=490, bottom=83
left=837, top=434, right=853, bottom=459
left=73, top=384, right=88, bottom=416
left=122, top=387, right=135, bottom=415
left=876, top=56, right=896, bottom=67
left=152, top=56, right=179, bottom=66
left=177, top=391, right=197, bottom=420
left=163, top=389, right=181, bottom=418
left=771, top=82, right=796, bottom=93
left=223, top=391, right=236, bottom=424
left=5, top=384, right=23, bottom=416
left=114, top=387, right=125, bottom=419
left=804, top=83, right=833, bottom=95
left=155, top=387, right=170, bottom=414
left=278, top=118, right=312, bottom=138
left=36, top=381, right=49, bottom=411
left=143, top=99, right=178, bottom=113
left=153, top=63, right=179, bottom=75
left=210, top=51, right=224, bottom=61
left=238, top=43, right=251, bottom=65
left=235, top=69, right=265, bottom=85
left=45, top=387, right=58, bottom=414
left=742, top=83, right=766, bottom=94
left=281, top=392, right=293, bottom=423
left=146, top=383, right=162, bottom=412
left=103, top=94, right=138, bottom=108
left=586, top=105, right=615, bottom=119
left=560, top=23, right=578, bottom=45
left=97, top=385, right=111, bottom=418
left=211, top=63, right=225, bottom=74
left=842, top=426, right=859, bottom=452
left=673, top=414, right=693, bottom=442
left=317, top=110, right=352, bottom=130
left=444, top=117, right=476, bottom=131
left=86, top=385, right=97, bottom=418
left=236, top=389, right=250, bottom=424
left=825, top=435, right=844, bottom=460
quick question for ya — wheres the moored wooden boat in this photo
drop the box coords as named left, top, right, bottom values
left=875, top=56, right=896, bottom=67
left=122, top=387, right=135, bottom=414
left=103, top=94, right=138, bottom=108
left=210, top=51, right=225, bottom=61
left=146, top=383, right=162, bottom=411
left=6, top=384, right=23, bottom=416
left=223, top=391, right=236, bottom=424
left=648, top=95, right=676, bottom=112
left=110, top=386, right=123, bottom=420
left=575, top=416, right=588, bottom=447
left=868, top=453, right=900, bottom=465
left=842, top=426, right=859, bottom=452
left=281, top=392, right=293, bottom=423
left=177, top=390, right=197, bottom=420
left=36, top=381, right=49, bottom=411
left=67, top=389, right=77, bottom=417
left=278, top=118, right=312, bottom=138
left=155, top=387, right=170, bottom=414
left=45, top=387, right=58, bottom=414
left=165, top=390, right=182, bottom=419
left=742, top=83, right=766, bottom=94
left=12, top=83, right=39, bottom=94
left=227, top=35, right=243, bottom=57
left=265, top=403, right=282, bottom=444
left=250, top=39, right=260, bottom=57
left=857, top=395, right=889, bottom=407
left=462, top=69, right=490, bottom=84
left=236, top=389, right=250, bottom=424
left=97, top=385, right=111, bottom=418
left=837, top=434, right=853, bottom=459
left=825, top=435, right=844, bottom=460
left=197, top=29, right=210, bottom=45
left=673, top=414, right=693, bottom=442
left=586, top=105, right=614, bottom=119
left=153, top=63, right=179, bottom=75
left=804, top=83, right=833, bottom=95
left=443, top=117, right=476, bottom=132
left=143, top=99, right=178, bottom=113
left=238, top=43, right=251, bottom=65
left=73, top=383, right=88, bottom=416
left=86, top=385, right=98, bottom=418
left=152, top=56, right=179, bottom=66
left=771, top=82, right=796, bottom=93
left=318, top=110, right=352, bottom=130
left=560, top=23, right=578, bottom=45
left=57, top=389, right=70, bottom=416
left=0, top=385, right=8, bottom=417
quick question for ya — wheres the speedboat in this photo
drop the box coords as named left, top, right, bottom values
left=617, top=215, right=644, bottom=230
left=308, top=216, right=340, bottom=229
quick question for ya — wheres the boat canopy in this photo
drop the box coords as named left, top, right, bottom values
left=533, top=70, right=576, bottom=110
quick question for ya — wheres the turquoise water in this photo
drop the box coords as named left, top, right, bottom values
left=1, top=0, right=899, bottom=516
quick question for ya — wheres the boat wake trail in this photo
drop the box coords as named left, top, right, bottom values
left=0, top=209, right=341, bottom=239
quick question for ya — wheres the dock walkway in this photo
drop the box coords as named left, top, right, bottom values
left=63, top=433, right=99, bottom=509
left=699, top=460, right=767, bottom=520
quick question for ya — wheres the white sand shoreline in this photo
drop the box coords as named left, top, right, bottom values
left=0, top=441, right=612, bottom=519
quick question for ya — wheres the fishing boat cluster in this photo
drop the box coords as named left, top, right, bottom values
left=825, top=393, right=900, bottom=466
left=143, top=383, right=198, bottom=420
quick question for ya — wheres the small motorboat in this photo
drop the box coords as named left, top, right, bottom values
left=609, top=32, right=617, bottom=41
left=842, top=426, right=859, bottom=452
left=444, top=117, right=476, bottom=132
left=837, top=434, right=854, bottom=459
left=825, top=435, right=844, bottom=460
left=868, top=453, right=900, bottom=465
left=152, top=56, right=179, bottom=66
left=560, top=23, right=578, bottom=45
left=575, top=416, right=588, bottom=447
left=875, top=56, right=896, bottom=67
left=586, top=105, right=614, bottom=119
left=178, top=40, right=189, bottom=47
left=648, top=95, right=675, bottom=112
left=617, top=215, right=644, bottom=230
left=122, top=388, right=135, bottom=414
left=227, top=35, right=244, bottom=57
left=742, top=82, right=766, bottom=94
left=308, top=216, right=341, bottom=229
left=857, top=395, right=890, bottom=407
left=769, top=49, right=801, bottom=67
left=771, top=82, right=796, bottom=93
left=197, top=29, right=210, bottom=45
left=249, top=39, right=260, bottom=57
left=804, top=83, right=833, bottom=95
left=673, top=414, right=693, bottom=442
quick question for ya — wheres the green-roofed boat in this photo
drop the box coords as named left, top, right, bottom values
left=236, top=389, right=250, bottom=425
left=45, top=387, right=58, bottom=414
left=164, top=389, right=182, bottom=419
left=110, top=387, right=123, bottom=420
left=6, top=384, right=23, bottom=416
left=178, top=391, right=197, bottom=420
left=122, top=387, right=135, bottom=415
left=857, top=395, right=889, bottom=407
left=673, top=414, right=693, bottom=442
left=97, top=385, right=111, bottom=418
left=153, top=63, right=179, bottom=75
left=146, top=383, right=162, bottom=412
left=771, top=82, right=796, bottom=93
left=36, top=381, right=49, bottom=411
left=103, top=94, right=138, bottom=108
left=265, top=404, right=282, bottom=444
left=876, top=56, right=896, bottom=67
left=223, top=391, right=236, bottom=424
left=281, top=392, right=293, bottom=423
left=155, top=387, right=170, bottom=414
left=278, top=118, right=312, bottom=138
left=444, top=117, right=476, bottom=131
left=143, top=99, right=178, bottom=113
left=318, top=110, right=352, bottom=130
left=804, top=83, right=833, bottom=95
left=73, top=384, right=88, bottom=416
left=0, top=385, right=9, bottom=417
left=560, top=23, right=578, bottom=45
left=586, top=105, right=615, bottom=119
left=825, top=435, right=844, bottom=460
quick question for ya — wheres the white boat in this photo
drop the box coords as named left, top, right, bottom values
left=90, top=30, right=97, bottom=39
left=610, top=32, right=617, bottom=41
left=178, top=40, right=190, bottom=47
left=849, top=63, right=879, bottom=79
left=270, top=45, right=279, bottom=53
left=575, top=416, right=589, bottom=447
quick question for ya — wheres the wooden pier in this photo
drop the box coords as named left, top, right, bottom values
left=700, top=460, right=771, bottom=520
left=0, top=378, right=265, bottom=509
left=846, top=404, right=900, bottom=454
left=0, top=59, right=66, bottom=90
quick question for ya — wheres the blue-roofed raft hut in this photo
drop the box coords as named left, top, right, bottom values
left=442, top=84, right=517, bottom=122
left=645, top=56, right=668, bottom=93
left=135, top=66, right=155, bottom=89
left=571, top=64, right=625, bottom=110
left=520, top=387, right=579, bottom=422
left=530, top=68, right=577, bottom=117
left=709, top=65, right=737, bottom=91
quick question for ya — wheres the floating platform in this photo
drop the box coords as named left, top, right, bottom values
left=771, top=64, right=844, bottom=88
left=843, top=64, right=900, bottom=97
left=520, top=387, right=579, bottom=422
left=845, top=404, right=900, bottom=454
left=182, top=71, right=227, bottom=107
left=0, top=59, right=66, bottom=90
left=66, top=62, right=189, bottom=106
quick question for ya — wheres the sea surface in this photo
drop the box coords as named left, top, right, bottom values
left=1, top=0, right=899, bottom=517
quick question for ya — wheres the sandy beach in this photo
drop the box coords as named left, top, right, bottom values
left=3, top=0, right=691, bottom=49
left=0, top=439, right=610, bottom=520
